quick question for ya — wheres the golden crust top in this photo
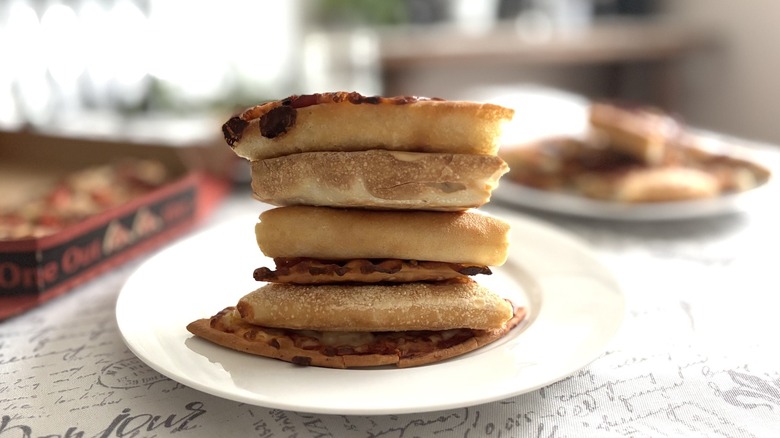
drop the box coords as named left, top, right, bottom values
left=222, top=92, right=515, bottom=160
left=255, top=206, right=511, bottom=266
left=236, top=281, right=514, bottom=331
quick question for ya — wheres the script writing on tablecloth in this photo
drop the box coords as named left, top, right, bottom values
left=1, top=201, right=780, bottom=437
left=0, top=272, right=777, bottom=438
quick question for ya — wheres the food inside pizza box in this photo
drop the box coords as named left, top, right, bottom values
left=0, top=129, right=233, bottom=320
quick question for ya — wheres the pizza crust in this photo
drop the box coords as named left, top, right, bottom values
left=253, top=258, right=490, bottom=284
left=203, top=92, right=519, bottom=369
left=186, top=305, right=526, bottom=369
left=500, top=127, right=770, bottom=203
left=589, top=102, right=680, bottom=165
left=227, top=95, right=514, bottom=161
left=255, top=206, right=511, bottom=266
left=250, top=150, right=508, bottom=211
left=236, top=281, right=514, bottom=332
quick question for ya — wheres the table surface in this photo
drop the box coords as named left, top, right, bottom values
left=4, top=183, right=779, bottom=437
left=2, top=105, right=780, bottom=437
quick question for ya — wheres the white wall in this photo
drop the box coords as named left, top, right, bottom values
left=663, top=0, right=780, bottom=144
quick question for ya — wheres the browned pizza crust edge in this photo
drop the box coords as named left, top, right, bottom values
left=186, top=305, right=526, bottom=369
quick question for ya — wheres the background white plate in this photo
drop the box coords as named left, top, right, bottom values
left=469, top=86, right=776, bottom=221
left=116, top=212, right=625, bottom=415
left=492, top=179, right=773, bottom=221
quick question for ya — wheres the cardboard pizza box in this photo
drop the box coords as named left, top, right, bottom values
left=0, top=129, right=235, bottom=320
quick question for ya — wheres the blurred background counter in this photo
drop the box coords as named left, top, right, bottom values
left=379, top=18, right=716, bottom=111
left=1, top=0, right=779, bottom=147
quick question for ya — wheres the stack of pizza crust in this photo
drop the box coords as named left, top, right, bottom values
left=187, top=92, right=524, bottom=368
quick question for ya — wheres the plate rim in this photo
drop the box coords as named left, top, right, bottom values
left=492, top=177, right=772, bottom=221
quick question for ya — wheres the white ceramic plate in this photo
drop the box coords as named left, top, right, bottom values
left=493, top=128, right=777, bottom=221
left=492, top=179, right=772, bottom=221
left=116, top=212, right=625, bottom=415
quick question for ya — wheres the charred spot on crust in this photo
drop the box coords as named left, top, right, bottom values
left=253, top=267, right=275, bottom=281
left=346, top=92, right=364, bottom=104
left=259, top=106, right=297, bottom=138
left=277, top=92, right=445, bottom=110
left=288, top=94, right=318, bottom=108
left=222, top=116, right=248, bottom=147
left=457, top=266, right=492, bottom=276
left=307, top=266, right=327, bottom=275
left=292, top=355, right=312, bottom=366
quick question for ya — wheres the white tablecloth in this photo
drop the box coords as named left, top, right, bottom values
left=2, top=179, right=779, bottom=437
